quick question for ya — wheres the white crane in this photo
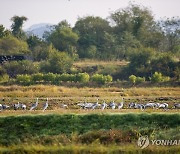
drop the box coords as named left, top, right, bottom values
left=101, top=100, right=108, bottom=110
left=109, top=100, right=116, bottom=109
left=118, top=98, right=124, bottom=109
left=2, top=105, right=10, bottom=110
left=91, top=98, right=100, bottom=110
left=43, top=98, right=49, bottom=112
left=21, top=104, right=26, bottom=110
left=13, top=102, right=20, bottom=110
left=30, top=98, right=39, bottom=111
left=0, top=104, right=3, bottom=111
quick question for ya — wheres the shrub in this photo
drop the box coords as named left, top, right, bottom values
left=16, top=74, right=32, bottom=85
left=129, top=75, right=136, bottom=84
left=0, top=74, right=9, bottom=83
left=91, top=74, right=112, bottom=84
left=43, top=73, right=56, bottom=83
left=150, top=72, right=170, bottom=83
left=32, top=73, right=44, bottom=82
left=136, top=77, right=145, bottom=83
left=76, top=73, right=90, bottom=83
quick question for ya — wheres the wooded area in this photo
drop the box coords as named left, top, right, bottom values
left=0, top=4, right=179, bottom=85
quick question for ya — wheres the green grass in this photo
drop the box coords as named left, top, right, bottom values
left=0, top=113, right=179, bottom=145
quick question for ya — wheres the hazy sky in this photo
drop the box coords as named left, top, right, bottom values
left=0, top=0, right=180, bottom=29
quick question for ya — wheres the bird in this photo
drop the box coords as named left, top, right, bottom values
left=43, top=98, right=49, bottom=112
left=101, top=100, right=108, bottom=110
left=2, top=105, right=10, bottom=110
left=109, top=100, right=116, bottom=109
left=30, top=98, right=39, bottom=111
left=13, top=102, right=20, bottom=110
left=0, top=104, right=3, bottom=111
left=91, top=98, right=100, bottom=110
left=118, top=98, right=124, bottom=109
left=61, top=104, right=68, bottom=109
left=21, top=104, right=26, bottom=110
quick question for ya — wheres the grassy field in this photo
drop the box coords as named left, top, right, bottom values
left=0, top=113, right=179, bottom=153
left=0, top=85, right=179, bottom=153
left=0, top=85, right=179, bottom=111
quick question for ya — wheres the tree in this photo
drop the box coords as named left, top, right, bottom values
left=158, top=17, right=180, bottom=54
left=40, top=48, right=73, bottom=74
left=0, top=36, right=29, bottom=55
left=0, top=25, right=10, bottom=38
left=11, top=16, right=28, bottom=39
left=74, top=16, right=112, bottom=59
left=45, top=20, right=79, bottom=57
left=3, top=60, right=39, bottom=77
left=110, top=4, right=163, bottom=49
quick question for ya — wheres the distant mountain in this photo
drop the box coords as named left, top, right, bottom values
left=25, top=23, right=54, bottom=38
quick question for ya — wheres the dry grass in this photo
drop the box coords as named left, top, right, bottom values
left=0, top=85, right=179, bottom=98
left=74, top=59, right=128, bottom=67
left=0, top=109, right=179, bottom=117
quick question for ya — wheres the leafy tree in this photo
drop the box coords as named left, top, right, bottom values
left=40, top=49, right=73, bottom=74
left=110, top=4, right=163, bottom=49
left=151, top=53, right=177, bottom=77
left=0, top=25, right=10, bottom=38
left=74, top=16, right=112, bottom=59
left=45, top=20, right=79, bottom=56
left=11, top=16, right=28, bottom=39
left=3, top=60, right=39, bottom=77
left=127, top=47, right=155, bottom=77
left=0, top=36, right=29, bottom=55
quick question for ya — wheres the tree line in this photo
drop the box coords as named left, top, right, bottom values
left=0, top=4, right=179, bottom=83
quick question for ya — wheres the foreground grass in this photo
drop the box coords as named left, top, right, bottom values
left=0, top=144, right=179, bottom=154
left=0, top=113, right=179, bottom=145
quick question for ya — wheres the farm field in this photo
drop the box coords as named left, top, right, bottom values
left=0, top=85, right=179, bottom=153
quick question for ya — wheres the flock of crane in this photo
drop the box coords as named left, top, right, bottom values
left=0, top=97, right=180, bottom=112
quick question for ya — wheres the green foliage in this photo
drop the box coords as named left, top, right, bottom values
left=16, top=74, right=32, bottom=85
left=11, top=15, right=28, bottom=39
left=129, top=75, right=136, bottom=84
left=91, top=74, right=112, bottom=84
left=45, top=20, right=79, bottom=56
left=129, top=75, right=145, bottom=84
left=0, top=74, right=9, bottom=83
left=0, top=113, right=179, bottom=146
left=32, top=73, right=44, bottom=82
left=0, top=25, right=10, bottom=38
left=76, top=73, right=90, bottom=83
left=0, top=36, right=29, bottom=55
left=40, top=50, right=73, bottom=74
left=136, top=76, right=145, bottom=83
left=3, top=60, right=39, bottom=77
left=43, top=73, right=56, bottom=83
left=150, top=72, right=170, bottom=83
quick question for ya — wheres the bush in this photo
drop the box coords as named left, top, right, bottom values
left=91, top=74, right=112, bottom=84
left=150, top=72, right=170, bottom=83
left=76, top=73, right=90, bottom=83
left=32, top=73, right=44, bottom=82
left=16, top=74, right=32, bottom=85
left=0, top=74, right=9, bottom=83
left=136, top=77, right=145, bottom=83
left=43, top=73, right=56, bottom=83
left=129, top=75, right=136, bottom=84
